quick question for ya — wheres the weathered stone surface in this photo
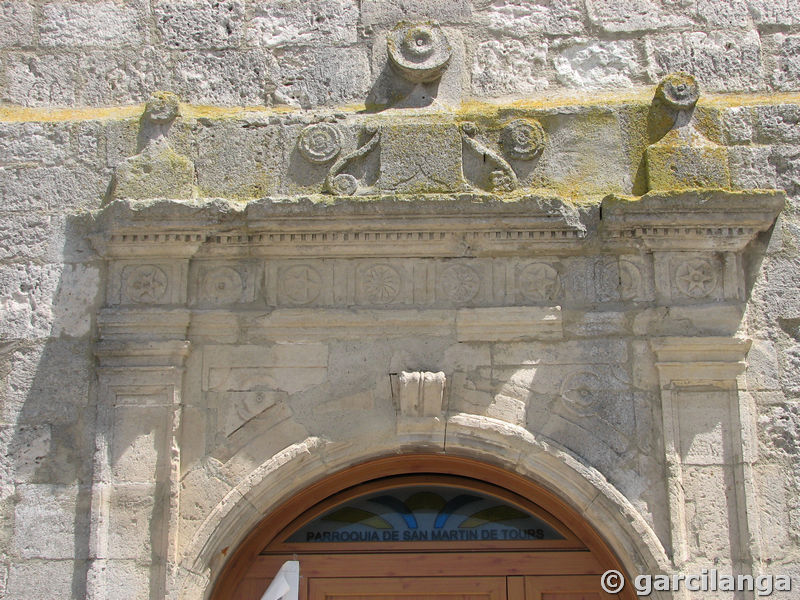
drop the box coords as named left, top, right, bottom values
left=769, top=34, right=800, bottom=92
left=195, top=120, right=281, bottom=198
left=772, top=145, right=800, bottom=197
left=748, top=0, right=800, bottom=26
left=247, top=0, right=358, bottom=48
left=171, top=49, right=277, bottom=106
left=154, top=0, right=244, bottom=50
left=0, top=122, right=71, bottom=166
left=0, top=165, right=105, bottom=212
left=0, top=264, right=61, bottom=339
left=729, top=145, right=777, bottom=189
left=587, top=0, right=691, bottom=32
left=78, top=49, right=169, bottom=106
left=273, top=46, right=370, bottom=108
left=695, top=0, right=750, bottom=28
left=361, top=0, right=471, bottom=26
left=472, top=39, right=548, bottom=96
left=13, top=484, right=86, bottom=559
left=756, top=105, right=800, bottom=144
left=646, top=31, right=764, bottom=92
left=554, top=40, right=644, bottom=89
left=476, top=0, right=585, bottom=36
left=0, top=1, right=34, bottom=47
left=0, top=2, right=797, bottom=597
left=114, top=141, right=194, bottom=199
left=2, top=52, right=79, bottom=106
left=39, top=2, right=145, bottom=48
left=5, top=560, right=78, bottom=600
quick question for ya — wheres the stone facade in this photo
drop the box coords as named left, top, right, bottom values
left=1, top=2, right=799, bottom=600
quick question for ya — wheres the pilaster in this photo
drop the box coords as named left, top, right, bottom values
left=651, top=337, right=761, bottom=598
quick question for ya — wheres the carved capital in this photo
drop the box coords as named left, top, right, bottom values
left=650, top=336, right=751, bottom=386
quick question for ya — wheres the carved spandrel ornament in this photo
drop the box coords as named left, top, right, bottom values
left=112, top=91, right=195, bottom=200
left=646, top=72, right=730, bottom=191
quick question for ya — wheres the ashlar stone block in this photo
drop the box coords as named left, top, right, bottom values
left=13, top=484, right=85, bottom=559
left=154, top=0, right=244, bottom=49
left=471, top=39, right=548, bottom=96
left=554, top=40, right=644, bottom=89
left=361, top=0, right=471, bottom=26
left=646, top=31, right=764, bottom=92
left=247, top=0, right=358, bottom=48
left=0, top=1, right=34, bottom=47
left=476, top=0, right=585, bottom=36
left=39, top=2, right=145, bottom=48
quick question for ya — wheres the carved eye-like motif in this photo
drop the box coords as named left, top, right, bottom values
left=298, top=123, right=342, bottom=163
left=656, top=72, right=700, bottom=110
left=387, top=22, right=452, bottom=83
left=500, top=119, right=546, bottom=160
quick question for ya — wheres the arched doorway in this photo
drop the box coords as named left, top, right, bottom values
left=211, top=455, right=634, bottom=600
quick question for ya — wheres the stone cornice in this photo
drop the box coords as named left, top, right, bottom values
left=601, top=189, right=785, bottom=251
left=91, top=189, right=783, bottom=259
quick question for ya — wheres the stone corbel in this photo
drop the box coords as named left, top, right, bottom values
left=650, top=337, right=761, bottom=595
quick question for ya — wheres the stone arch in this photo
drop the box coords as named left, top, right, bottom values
left=173, top=418, right=672, bottom=600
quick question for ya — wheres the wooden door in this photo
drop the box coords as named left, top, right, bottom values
left=524, top=576, right=619, bottom=600
left=309, top=576, right=507, bottom=600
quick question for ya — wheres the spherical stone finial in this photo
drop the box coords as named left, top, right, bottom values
left=387, top=22, right=452, bottom=84
left=656, top=72, right=700, bottom=110
left=144, top=91, right=180, bottom=124
left=500, top=119, right=546, bottom=160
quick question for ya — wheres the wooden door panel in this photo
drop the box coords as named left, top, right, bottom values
left=309, top=577, right=507, bottom=600
left=525, top=576, right=618, bottom=600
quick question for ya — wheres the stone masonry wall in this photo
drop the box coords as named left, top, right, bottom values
left=0, top=2, right=799, bottom=600
left=0, top=0, right=798, bottom=107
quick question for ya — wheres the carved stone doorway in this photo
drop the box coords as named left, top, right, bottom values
left=210, top=456, right=633, bottom=600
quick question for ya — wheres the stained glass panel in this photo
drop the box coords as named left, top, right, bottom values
left=286, top=485, right=565, bottom=543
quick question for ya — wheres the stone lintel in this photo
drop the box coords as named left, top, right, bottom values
left=601, top=189, right=785, bottom=251
left=242, top=309, right=458, bottom=341
left=456, top=306, right=562, bottom=341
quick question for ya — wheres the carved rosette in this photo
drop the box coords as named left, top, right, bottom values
left=675, top=258, right=717, bottom=298
left=361, top=264, right=402, bottom=304
left=440, top=264, right=480, bottom=303
left=500, top=119, right=546, bottom=160
left=518, top=263, right=561, bottom=302
left=387, top=22, right=452, bottom=83
left=298, top=123, right=342, bottom=164
left=280, top=265, right=322, bottom=305
left=123, top=265, right=168, bottom=303
left=201, top=266, right=244, bottom=304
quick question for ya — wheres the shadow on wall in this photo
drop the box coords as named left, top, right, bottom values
left=2, top=208, right=101, bottom=598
